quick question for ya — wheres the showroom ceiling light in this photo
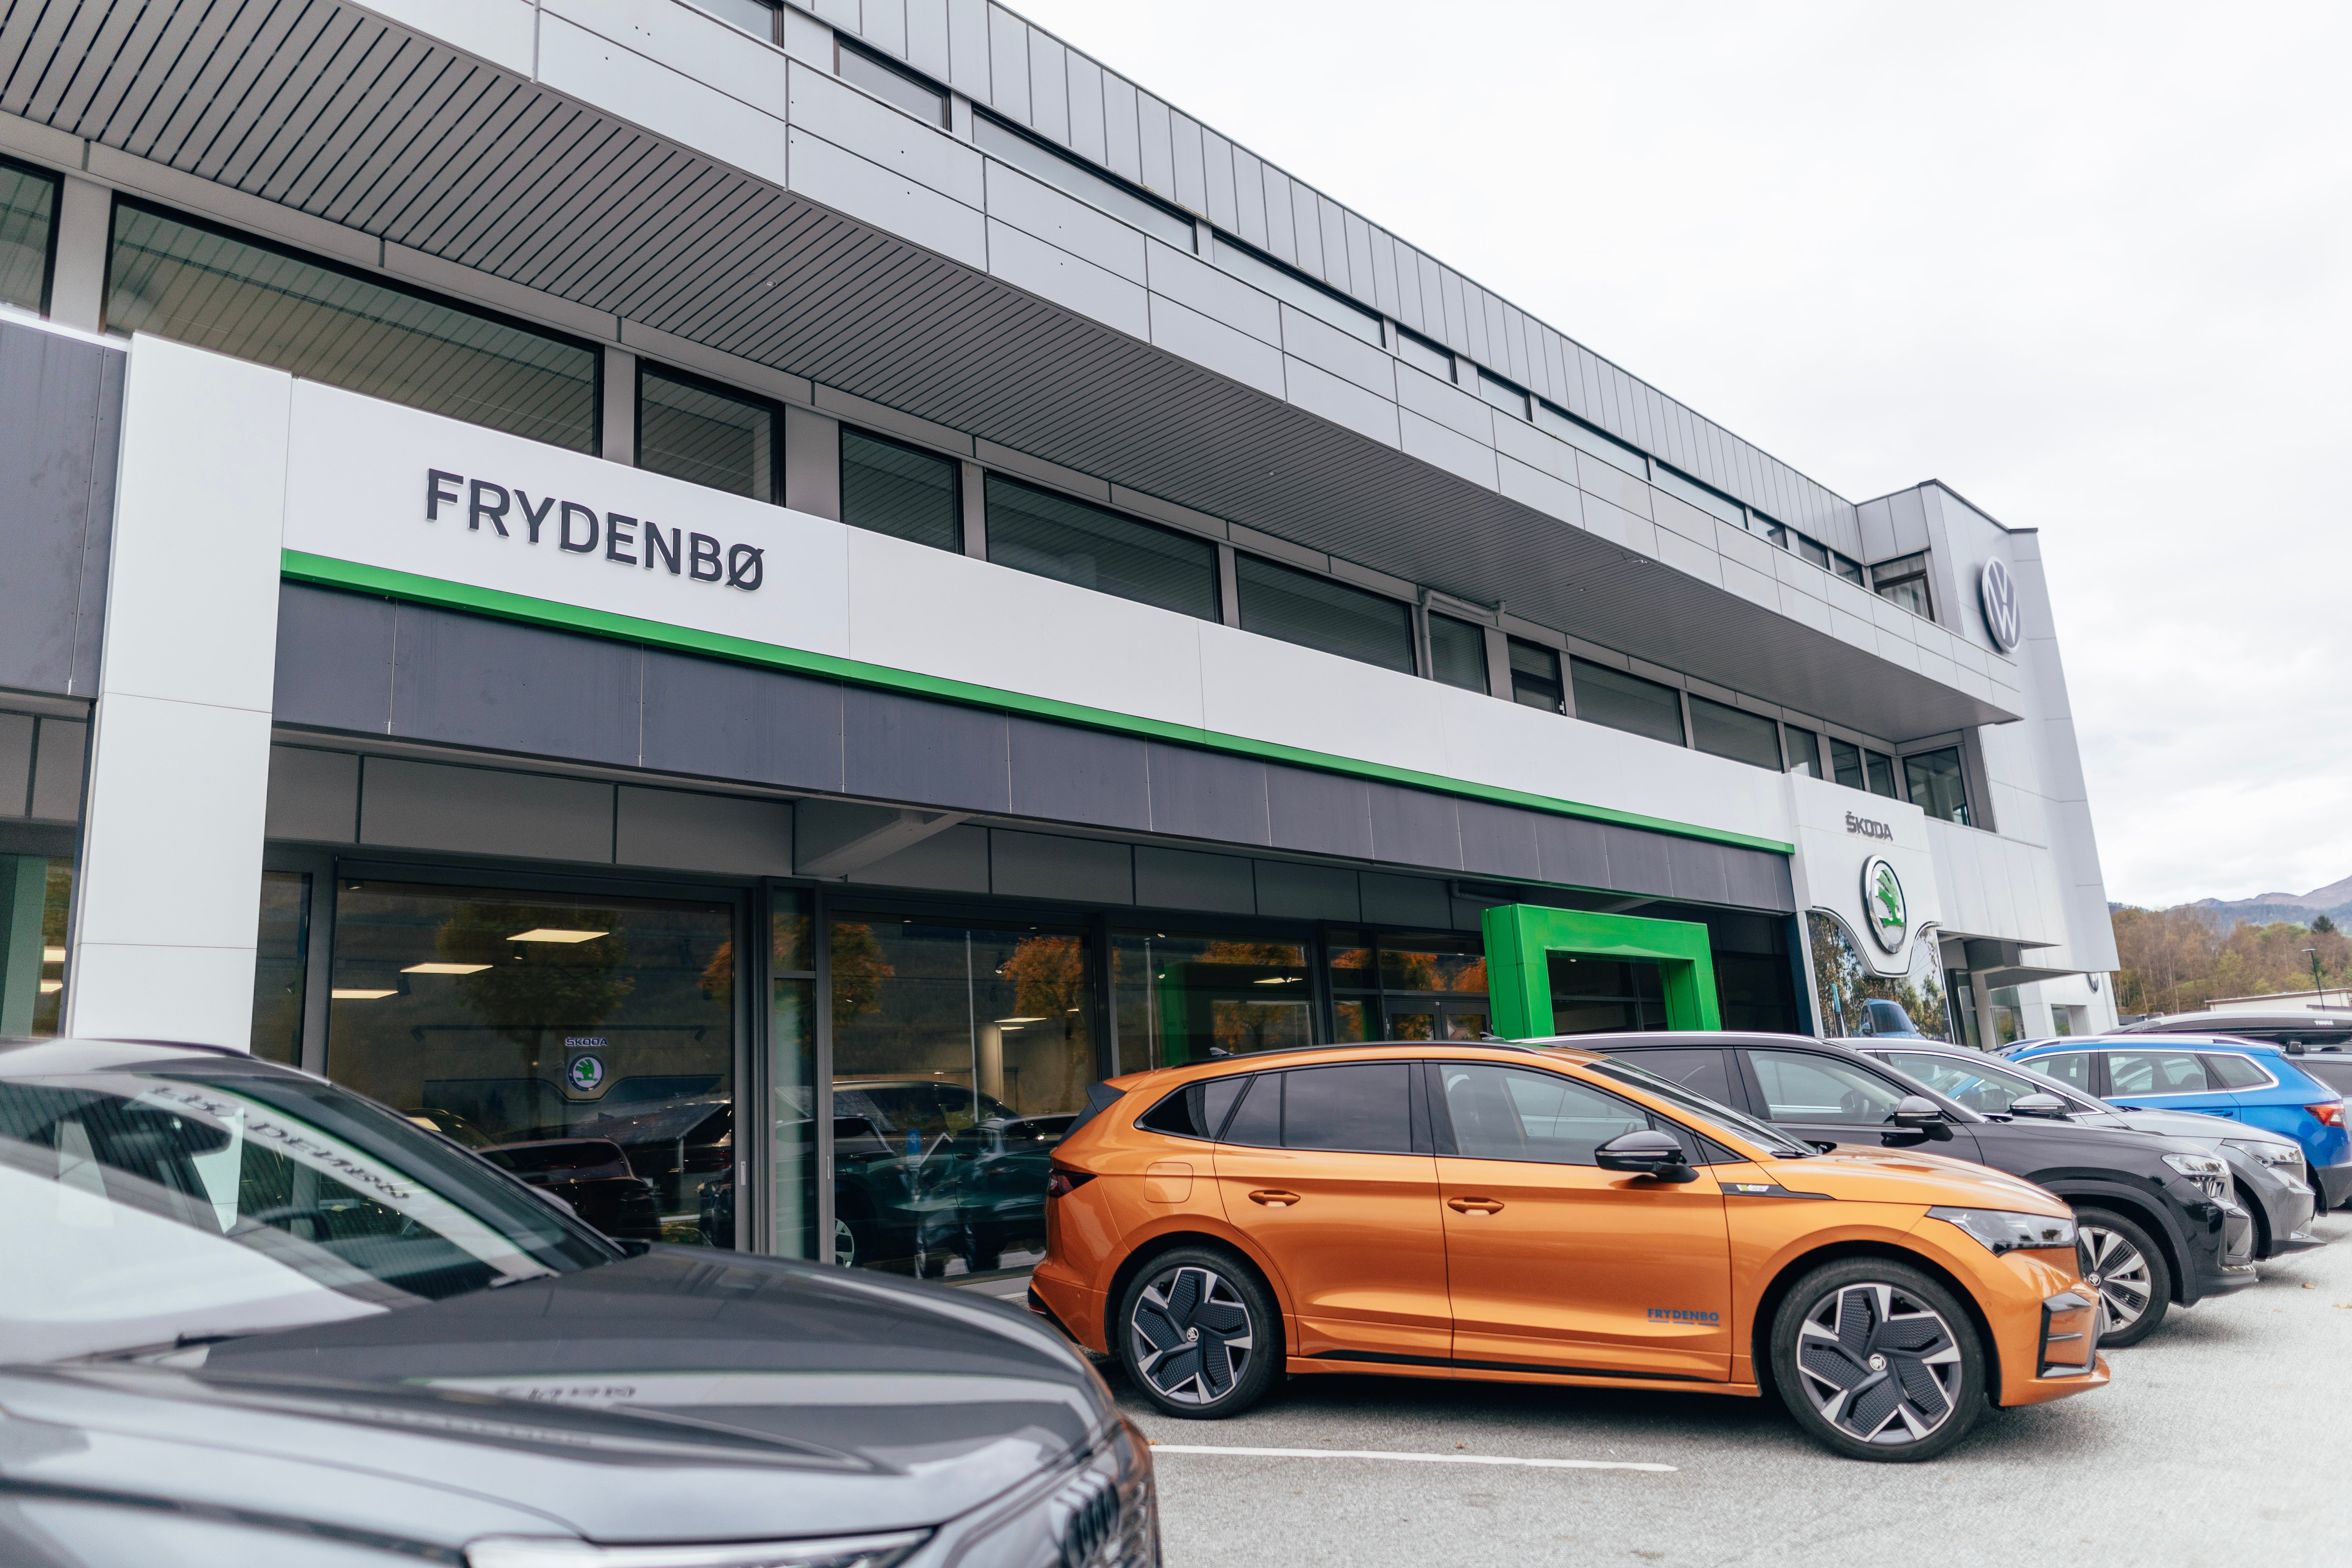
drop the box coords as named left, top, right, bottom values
left=332, top=988, right=397, bottom=1000
left=38, top=980, right=60, bottom=994
left=995, top=1015, right=1047, bottom=1024
left=43, top=946, right=64, bottom=962
left=509, top=929, right=608, bottom=943
left=403, top=962, right=491, bottom=974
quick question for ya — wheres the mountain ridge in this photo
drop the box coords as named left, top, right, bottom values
left=2193, top=873, right=2352, bottom=912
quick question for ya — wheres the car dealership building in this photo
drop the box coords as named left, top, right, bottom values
left=0, top=0, right=2118, bottom=1269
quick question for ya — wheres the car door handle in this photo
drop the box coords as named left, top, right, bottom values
left=1446, top=1197, right=1505, bottom=1215
left=1247, top=1189, right=1300, bottom=1207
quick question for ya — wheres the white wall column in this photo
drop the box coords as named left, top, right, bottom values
left=62, top=336, right=287, bottom=1049
left=47, top=175, right=112, bottom=334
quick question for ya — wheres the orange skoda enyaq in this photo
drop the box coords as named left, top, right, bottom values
left=1029, top=1042, right=2108, bottom=1461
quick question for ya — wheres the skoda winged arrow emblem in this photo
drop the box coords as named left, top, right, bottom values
left=1861, top=857, right=1907, bottom=953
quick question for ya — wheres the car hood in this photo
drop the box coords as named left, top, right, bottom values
left=1748, top=1144, right=2069, bottom=1213
left=2096, top=1106, right=2289, bottom=1147
left=0, top=1248, right=1110, bottom=1551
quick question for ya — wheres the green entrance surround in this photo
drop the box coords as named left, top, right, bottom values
left=1479, top=905, right=1721, bottom=1038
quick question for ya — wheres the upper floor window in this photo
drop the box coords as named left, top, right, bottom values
left=1571, top=659, right=1685, bottom=747
left=1476, top=370, right=1529, bottom=421
left=1689, top=696, right=1782, bottom=771
left=1864, top=749, right=1899, bottom=797
left=1426, top=614, right=1488, bottom=694
left=1785, top=726, right=1824, bottom=779
left=1871, top=552, right=1933, bottom=618
left=1793, top=534, right=1832, bottom=572
left=984, top=474, right=1217, bottom=621
left=1210, top=235, right=1380, bottom=345
left=977, top=113, right=1195, bottom=251
left=1392, top=327, right=1453, bottom=382
left=1650, top=465, right=1747, bottom=531
left=1533, top=402, right=1647, bottom=481
left=837, top=38, right=948, bottom=127
left=0, top=157, right=57, bottom=316
left=1507, top=639, right=1564, bottom=714
left=1828, top=737, right=1866, bottom=790
left=106, top=200, right=599, bottom=454
left=1904, top=747, right=1971, bottom=825
left=1831, top=551, right=1866, bottom=586
left=693, top=0, right=781, bottom=42
left=638, top=363, right=775, bottom=500
left=1236, top=555, right=1414, bottom=675
left=841, top=427, right=960, bottom=552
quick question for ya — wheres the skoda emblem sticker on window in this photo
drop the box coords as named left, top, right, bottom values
left=1978, top=558, right=2021, bottom=652
left=1861, top=856, right=1908, bottom=953
left=567, top=1053, right=606, bottom=1093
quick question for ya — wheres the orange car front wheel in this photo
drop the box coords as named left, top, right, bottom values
left=1770, top=1259, right=1988, bottom=1462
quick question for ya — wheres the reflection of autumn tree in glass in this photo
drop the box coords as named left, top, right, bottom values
left=698, top=910, right=813, bottom=1008
left=438, top=904, right=633, bottom=1047
left=1004, top=935, right=1087, bottom=1037
left=1200, top=941, right=1308, bottom=1054
left=829, top=923, right=895, bottom=1024
left=1808, top=912, right=1947, bottom=1039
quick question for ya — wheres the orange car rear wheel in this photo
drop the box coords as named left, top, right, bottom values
left=1116, top=1246, right=1281, bottom=1419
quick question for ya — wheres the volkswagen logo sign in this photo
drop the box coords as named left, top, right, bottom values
left=1862, top=856, right=1908, bottom=953
left=1978, top=559, right=2022, bottom=652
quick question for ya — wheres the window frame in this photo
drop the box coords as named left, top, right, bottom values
left=1688, top=693, right=1783, bottom=771
left=103, top=194, right=606, bottom=455
left=635, top=356, right=784, bottom=503
left=0, top=153, right=62, bottom=318
left=1901, top=745, right=1972, bottom=826
left=1869, top=551, right=1934, bottom=619
left=1232, top=551, right=1416, bottom=675
left=838, top=421, right=965, bottom=553
left=1425, top=611, right=1490, bottom=695
left=982, top=470, right=1220, bottom=622
left=1507, top=637, right=1565, bottom=715
left=1568, top=657, right=1688, bottom=748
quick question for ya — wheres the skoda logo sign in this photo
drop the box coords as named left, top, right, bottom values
left=1862, top=857, right=1908, bottom=953
left=1978, top=559, right=2022, bottom=652
left=567, top=1054, right=606, bottom=1093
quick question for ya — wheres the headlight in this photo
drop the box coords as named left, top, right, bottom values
left=466, top=1534, right=926, bottom=1568
left=1927, top=1206, right=2079, bottom=1254
left=2162, top=1152, right=2229, bottom=1181
left=2222, top=1140, right=2305, bottom=1172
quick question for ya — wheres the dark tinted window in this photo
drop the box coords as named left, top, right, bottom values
left=2031, top=1051, right=2095, bottom=1092
left=1864, top=751, right=1899, bottom=798
left=1617, top=1047, right=1735, bottom=1108
left=1220, top=1072, right=1282, bottom=1146
left=639, top=365, right=775, bottom=500
left=2107, top=1051, right=2214, bottom=1096
left=2299, top=1056, right=2352, bottom=1094
left=1236, top=554, right=1415, bottom=673
left=1279, top=1063, right=1412, bottom=1153
left=0, top=157, right=56, bottom=314
left=841, top=427, right=960, bottom=550
left=2201, top=1054, right=2272, bottom=1091
left=1785, top=726, right=1823, bottom=779
left=1138, top=1076, right=1251, bottom=1140
left=1438, top=1063, right=1644, bottom=1164
left=985, top=475, right=1217, bottom=620
left=1428, top=614, right=1488, bottom=693
left=1828, top=738, right=1866, bottom=789
left=1904, top=748, right=1971, bottom=825
left=1509, top=639, right=1564, bottom=713
left=1571, top=659, right=1685, bottom=746
left=1689, top=696, right=1781, bottom=770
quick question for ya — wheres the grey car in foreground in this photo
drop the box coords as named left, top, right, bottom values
left=0, top=1038, right=1156, bottom=1568
left=1851, top=1039, right=2324, bottom=1263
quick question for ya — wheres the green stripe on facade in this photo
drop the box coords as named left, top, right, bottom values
left=279, top=550, right=1795, bottom=855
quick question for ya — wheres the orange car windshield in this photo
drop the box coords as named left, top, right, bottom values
left=1580, top=1056, right=1816, bottom=1158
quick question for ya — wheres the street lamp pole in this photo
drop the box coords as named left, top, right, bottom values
left=2308, top=947, right=2330, bottom=1009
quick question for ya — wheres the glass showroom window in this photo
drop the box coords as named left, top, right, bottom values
left=1808, top=910, right=1949, bottom=1042
left=106, top=200, right=599, bottom=452
left=1427, top=613, right=1488, bottom=693
left=1115, top=930, right=1312, bottom=1069
left=1328, top=929, right=1488, bottom=1042
left=1871, top=552, right=1933, bottom=618
left=831, top=913, right=1096, bottom=1276
left=0, top=156, right=57, bottom=314
left=1236, top=554, right=1415, bottom=674
left=841, top=426, right=960, bottom=551
left=768, top=889, right=818, bottom=1261
left=1571, top=659, right=1686, bottom=746
left=1785, top=726, right=1824, bottom=779
left=325, top=880, right=736, bottom=1241
left=1904, top=746, right=1972, bottom=825
left=0, top=852, right=69, bottom=1038
left=985, top=474, right=1218, bottom=620
left=250, top=871, right=309, bottom=1064
left=1509, top=639, right=1564, bottom=713
left=639, top=363, right=775, bottom=500
left=1689, top=695, right=1782, bottom=770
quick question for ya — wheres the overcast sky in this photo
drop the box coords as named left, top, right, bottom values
left=1009, top=0, right=2352, bottom=910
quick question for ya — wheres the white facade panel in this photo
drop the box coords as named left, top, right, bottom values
left=787, top=127, right=987, bottom=267
left=537, top=16, right=788, bottom=187
left=985, top=219, right=1149, bottom=337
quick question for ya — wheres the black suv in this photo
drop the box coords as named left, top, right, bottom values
left=1574, top=1032, right=2257, bottom=1345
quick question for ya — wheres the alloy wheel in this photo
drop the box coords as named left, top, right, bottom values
left=1128, top=1264, right=1255, bottom=1405
left=832, top=1216, right=858, bottom=1269
left=2076, top=1224, right=2153, bottom=1338
left=1794, top=1282, right=1965, bottom=1446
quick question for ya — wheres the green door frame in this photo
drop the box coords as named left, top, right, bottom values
left=1480, top=904, right=1721, bottom=1038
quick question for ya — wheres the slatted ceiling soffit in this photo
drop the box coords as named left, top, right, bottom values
left=0, top=0, right=2002, bottom=739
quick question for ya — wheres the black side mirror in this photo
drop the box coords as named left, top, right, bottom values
left=1886, top=1094, right=1954, bottom=1142
left=2009, top=1093, right=2070, bottom=1119
left=1595, top=1128, right=1699, bottom=1183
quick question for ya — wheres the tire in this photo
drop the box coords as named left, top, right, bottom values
left=1769, top=1258, right=1985, bottom=1462
left=1115, top=1246, right=1281, bottom=1420
left=2073, top=1207, right=2171, bottom=1348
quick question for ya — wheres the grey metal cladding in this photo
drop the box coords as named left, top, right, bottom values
left=265, top=745, right=359, bottom=842
left=947, top=0, right=990, bottom=92
left=274, top=584, right=396, bottom=733
left=1145, top=742, right=1268, bottom=845
left=865, top=0, right=908, bottom=57
left=1599, top=822, right=1674, bottom=897
left=1137, top=91, right=1174, bottom=197
left=1134, top=844, right=1254, bottom=913
left=1171, top=110, right=1207, bottom=214
left=1456, top=797, right=1540, bottom=880
left=640, top=649, right=846, bottom=792
left=1531, top=811, right=1610, bottom=891
left=0, top=322, right=122, bottom=698
left=844, top=687, right=1011, bottom=812
left=1254, top=859, right=1357, bottom=922
left=907, top=0, right=951, bottom=79
left=361, top=756, right=614, bottom=863
left=389, top=601, right=642, bottom=768
left=991, top=827, right=1132, bottom=903
left=1664, top=834, right=1730, bottom=907
left=1360, top=871, right=1449, bottom=928
left=1367, top=780, right=1461, bottom=871
left=1725, top=844, right=1797, bottom=913
left=1065, top=52, right=1105, bottom=164
left=28, top=720, right=84, bottom=822
left=1264, top=766, right=1373, bottom=860
left=1199, top=126, right=1235, bottom=230
left=617, top=786, right=793, bottom=876
left=1027, top=29, right=1069, bottom=143
left=987, top=5, right=1029, bottom=122
left=1006, top=714, right=1149, bottom=829
left=0, top=714, right=31, bottom=817
left=1231, top=149, right=1267, bottom=249
left=1102, top=72, right=1140, bottom=183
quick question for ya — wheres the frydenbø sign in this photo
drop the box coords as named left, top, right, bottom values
left=426, top=470, right=765, bottom=591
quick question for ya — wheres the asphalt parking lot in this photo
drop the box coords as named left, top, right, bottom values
left=1105, top=1211, right=2352, bottom=1568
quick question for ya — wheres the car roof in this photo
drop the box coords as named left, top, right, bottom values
left=2015, top=1034, right=2283, bottom=1056
left=0, top=1036, right=314, bottom=1079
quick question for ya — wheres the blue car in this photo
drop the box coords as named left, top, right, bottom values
left=2005, top=1035, right=2352, bottom=1212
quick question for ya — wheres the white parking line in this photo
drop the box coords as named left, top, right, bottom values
left=1147, top=1444, right=1675, bottom=1473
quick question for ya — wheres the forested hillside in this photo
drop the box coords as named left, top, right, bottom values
left=2112, top=906, right=2350, bottom=1016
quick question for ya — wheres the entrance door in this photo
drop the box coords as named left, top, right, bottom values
left=1210, top=1061, right=1451, bottom=1360
left=1432, top=1060, right=1732, bottom=1380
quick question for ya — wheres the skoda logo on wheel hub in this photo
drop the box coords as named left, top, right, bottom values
left=1861, top=857, right=1908, bottom=953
